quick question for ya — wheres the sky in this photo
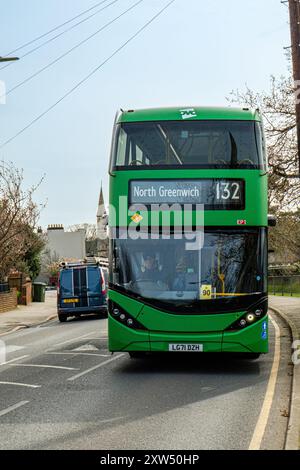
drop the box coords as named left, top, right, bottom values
left=0, top=0, right=291, bottom=228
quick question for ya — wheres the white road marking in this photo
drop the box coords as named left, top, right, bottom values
left=11, top=363, right=80, bottom=371
left=0, top=400, right=29, bottom=417
left=0, top=326, right=49, bottom=341
left=73, top=344, right=99, bottom=352
left=0, top=355, right=29, bottom=366
left=0, top=381, right=41, bottom=388
left=51, top=332, right=96, bottom=348
left=4, top=345, right=24, bottom=353
left=248, top=315, right=281, bottom=450
left=47, top=352, right=110, bottom=357
left=67, top=354, right=125, bottom=381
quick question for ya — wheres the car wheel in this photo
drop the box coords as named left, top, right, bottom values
left=58, top=314, right=67, bottom=323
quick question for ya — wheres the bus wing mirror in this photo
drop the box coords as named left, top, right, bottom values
left=268, top=215, right=277, bottom=227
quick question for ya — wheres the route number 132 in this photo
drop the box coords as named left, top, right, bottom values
left=216, top=182, right=240, bottom=200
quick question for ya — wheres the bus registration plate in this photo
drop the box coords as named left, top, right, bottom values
left=169, top=344, right=203, bottom=352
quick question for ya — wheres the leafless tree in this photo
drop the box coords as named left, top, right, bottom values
left=228, top=74, right=300, bottom=211
left=67, top=223, right=97, bottom=240
left=268, top=210, right=300, bottom=263
left=0, top=161, right=44, bottom=280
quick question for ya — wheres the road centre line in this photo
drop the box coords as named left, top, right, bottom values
left=67, top=354, right=125, bottom=381
left=248, top=315, right=281, bottom=450
left=0, top=381, right=41, bottom=389
left=0, top=355, right=29, bottom=366
left=0, top=401, right=30, bottom=417
left=11, top=363, right=80, bottom=371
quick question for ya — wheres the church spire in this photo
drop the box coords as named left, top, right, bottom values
left=97, top=182, right=106, bottom=219
left=98, top=182, right=104, bottom=207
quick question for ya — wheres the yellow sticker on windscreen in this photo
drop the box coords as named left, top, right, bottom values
left=200, top=284, right=212, bottom=300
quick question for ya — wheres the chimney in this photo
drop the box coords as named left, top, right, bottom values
left=47, top=224, right=64, bottom=231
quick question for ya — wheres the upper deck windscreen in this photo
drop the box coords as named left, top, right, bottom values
left=111, top=120, right=265, bottom=170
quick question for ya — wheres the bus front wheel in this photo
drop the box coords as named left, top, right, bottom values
left=129, top=352, right=146, bottom=359
left=241, top=353, right=261, bottom=360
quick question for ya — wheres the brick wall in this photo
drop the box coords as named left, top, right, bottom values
left=0, top=288, right=18, bottom=313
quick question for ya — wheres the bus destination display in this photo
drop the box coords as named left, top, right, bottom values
left=129, top=179, right=245, bottom=209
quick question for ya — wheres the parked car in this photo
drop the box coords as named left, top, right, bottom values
left=57, top=261, right=107, bottom=322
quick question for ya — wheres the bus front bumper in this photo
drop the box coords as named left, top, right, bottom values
left=108, top=316, right=268, bottom=354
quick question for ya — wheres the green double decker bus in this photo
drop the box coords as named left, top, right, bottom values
left=108, top=106, right=269, bottom=358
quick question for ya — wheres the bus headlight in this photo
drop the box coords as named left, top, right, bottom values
left=246, top=313, right=255, bottom=323
left=226, top=300, right=268, bottom=331
left=108, top=301, right=147, bottom=331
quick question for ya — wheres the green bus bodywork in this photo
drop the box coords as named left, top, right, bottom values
left=108, top=107, right=268, bottom=356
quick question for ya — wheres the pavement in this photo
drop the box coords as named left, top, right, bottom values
left=269, top=295, right=300, bottom=450
left=0, top=291, right=57, bottom=336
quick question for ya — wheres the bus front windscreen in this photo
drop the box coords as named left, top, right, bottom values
left=110, top=228, right=267, bottom=313
left=112, top=120, right=264, bottom=169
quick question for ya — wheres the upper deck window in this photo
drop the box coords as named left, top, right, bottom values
left=112, top=120, right=265, bottom=170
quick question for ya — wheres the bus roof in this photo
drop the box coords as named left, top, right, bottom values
left=117, top=106, right=261, bottom=124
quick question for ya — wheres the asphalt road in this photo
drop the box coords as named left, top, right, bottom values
left=0, top=312, right=292, bottom=450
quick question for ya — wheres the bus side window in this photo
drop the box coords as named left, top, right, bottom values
left=255, top=122, right=267, bottom=170
left=116, top=127, right=127, bottom=166
left=261, top=123, right=268, bottom=171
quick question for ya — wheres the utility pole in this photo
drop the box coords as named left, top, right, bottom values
left=288, top=0, right=300, bottom=172
left=0, top=56, right=19, bottom=62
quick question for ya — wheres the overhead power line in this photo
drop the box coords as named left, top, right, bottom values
left=1, top=0, right=144, bottom=100
left=2, top=0, right=110, bottom=57
left=0, top=0, right=176, bottom=150
left=0, top=0, right=120, bottom=71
